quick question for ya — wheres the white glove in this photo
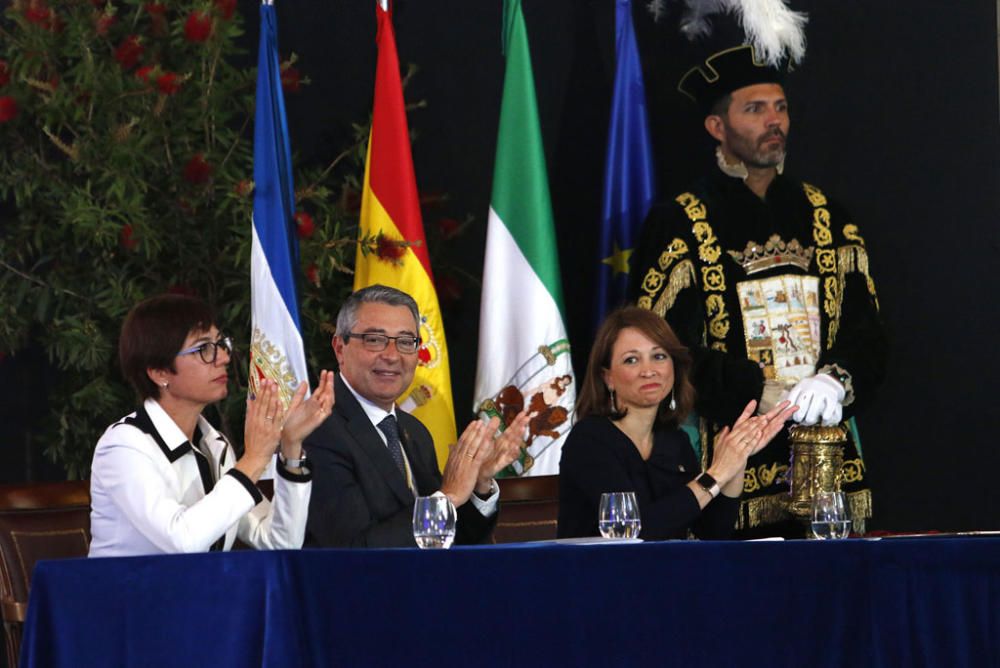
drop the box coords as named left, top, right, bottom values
left=785, top=374, right=845, bottom=426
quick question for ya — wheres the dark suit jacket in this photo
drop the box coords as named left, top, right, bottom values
left=305, top=374, right=496, bottom=548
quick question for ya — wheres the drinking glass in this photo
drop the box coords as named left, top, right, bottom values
left=412, top=495, right=457, bottom=549
left=598, top=492, right=641, bottom=539
left=811, top=491, right=851, bottom=539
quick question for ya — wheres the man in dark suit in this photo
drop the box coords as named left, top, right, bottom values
left=305, top=285, right=522, bottom=548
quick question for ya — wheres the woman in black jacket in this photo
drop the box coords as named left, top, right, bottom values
left=558, top=307, right=795, bottom=540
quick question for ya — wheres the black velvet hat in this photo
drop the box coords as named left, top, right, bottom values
left=660, top=0, right=806, bottom=114
left=677, top=44, right=788, bottom=114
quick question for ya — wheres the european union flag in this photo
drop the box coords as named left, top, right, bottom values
left=595, top=0, right=656, bottom=329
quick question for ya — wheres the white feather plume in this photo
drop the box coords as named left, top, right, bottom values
left=734, top=0, right=807, bottom=65
left=679, top=0, right=727, bottom=39
left=676, top=0, right=808, bottom=66
left=646, top=0, right=667, bottom=22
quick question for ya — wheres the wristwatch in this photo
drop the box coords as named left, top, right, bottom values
left=279, top=450, right=308, bottom=469
left=695, top=472, right=721, bottom=499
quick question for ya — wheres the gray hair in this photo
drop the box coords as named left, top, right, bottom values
left=335, top=284, right=420, bottom=339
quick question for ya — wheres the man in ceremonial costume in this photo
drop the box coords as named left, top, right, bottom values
left=629, top=41, right=887, bottom=537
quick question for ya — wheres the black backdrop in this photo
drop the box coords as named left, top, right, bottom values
left=2, top=0, right=997, bottom=532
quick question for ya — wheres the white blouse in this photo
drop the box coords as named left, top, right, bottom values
left=89, top=398, right=311, bottom=557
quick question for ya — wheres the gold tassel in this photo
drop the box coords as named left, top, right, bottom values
left=739, top=493, right=792, bottom=529
left=846, top=489, right=872, bottom=521
left=652, top=260, right=695, bottom=317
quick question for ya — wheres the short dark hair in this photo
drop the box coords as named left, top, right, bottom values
left=709, top=92, right=733, bottom=118
left=119, top=294, right=217, bottom=400
left=334, top=284, right=420, bottom=341
left=576, top=306, right=695, bottom=427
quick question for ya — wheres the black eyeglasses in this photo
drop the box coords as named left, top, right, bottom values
left=344, top=332, right=421, bottom=354
left=176, top=336, right=233, bottom=364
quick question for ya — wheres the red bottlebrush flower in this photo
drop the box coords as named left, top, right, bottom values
left=375, top=234, right=407, bottom=262
left=304, top=263, right=320, bottom=287
left=114, top=35, right=144, bottom=70
left=0, top=97, right=18, bottom=123
left=156, top=72, right=181, bottom=95
left=0, top=61, right=9, bottom=88
left=24, top=1, right=56, bottom=30
left=135, top=65, right=155, bottom=84
left=214, top=0, right=237, bottom=20
left=95, top=13, right=117, bottom=36
left=294, top=211, right=315, bottom=239
left=233, top=179, right=252, bottom=197
left=280, top=66, right=301, bottom=93
left=435, top=217, right=460, bottom=240
left=184, top=10, right=213, bottom=42
left=182, top=153, right=212, bottom=185
left=120, top=224, right=138, bottom=250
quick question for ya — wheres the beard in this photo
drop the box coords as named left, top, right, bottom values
left=727, top=127, right=787, bottom=168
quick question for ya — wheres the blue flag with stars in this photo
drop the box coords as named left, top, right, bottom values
left=595, top=0, right=656, bottom=329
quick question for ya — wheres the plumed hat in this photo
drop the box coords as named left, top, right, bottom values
left=648, top=0, right=808, bottom=113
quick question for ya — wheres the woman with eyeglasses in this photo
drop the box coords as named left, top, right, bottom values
left=88, top=294, right=334, bottom=557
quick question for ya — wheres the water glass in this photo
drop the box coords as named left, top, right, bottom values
left=811, top=491, right=851, bottom=539
left=598, top=492, right=641, bottom=539
left=412, top=495, right=457, bottom=549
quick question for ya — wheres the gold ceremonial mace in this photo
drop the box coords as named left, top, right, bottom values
left=785, top=424, right=848, bottom=520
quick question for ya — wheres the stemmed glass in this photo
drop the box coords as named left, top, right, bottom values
left=598, top=492, right=642, bottom=539
left=412, top=495, right=457, bottom=549
left=811, top=491, right=851, bottom=539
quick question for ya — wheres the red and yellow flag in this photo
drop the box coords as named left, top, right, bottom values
left=355, top=1, right=456, bottom=466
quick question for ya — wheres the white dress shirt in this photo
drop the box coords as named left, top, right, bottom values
left=339, top=375, right=499, bottom=515
left=89, top=398, right=311, bottom=557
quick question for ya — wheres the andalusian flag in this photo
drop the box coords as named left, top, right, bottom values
left=473, top=0, right=576, bottom=477
left=249, top=1, right=308, bottom=408
left=355, top=0, right=456, bottom=466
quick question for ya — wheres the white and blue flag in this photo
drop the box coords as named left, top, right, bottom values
left=249, top=1, right=308, bottom=407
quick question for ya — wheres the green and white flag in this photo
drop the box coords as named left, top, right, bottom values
left=474, top=0, right=576, bottom=477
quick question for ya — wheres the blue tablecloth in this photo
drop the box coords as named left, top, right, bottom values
left=20, top=537, right=1000, bottom=667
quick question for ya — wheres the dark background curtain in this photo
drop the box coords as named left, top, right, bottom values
left=2, top=0, right=997, bottom=532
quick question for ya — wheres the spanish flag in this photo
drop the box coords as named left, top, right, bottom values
left=354, top=0, right=456, bottom=466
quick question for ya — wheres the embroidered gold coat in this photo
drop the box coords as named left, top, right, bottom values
left=628, top=169, right=887, bottom=534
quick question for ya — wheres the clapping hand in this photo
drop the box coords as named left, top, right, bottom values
left=709, top=399, right=798, bottom=490
left=240, top=379, right=286, bottom=481
left=280, top=369, right=335, bottom=456
left=440, top=417, right=498, bottom=507
left=747, top=399, right=797, bottom=455
left=477, top=409, right=529, bottom=488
